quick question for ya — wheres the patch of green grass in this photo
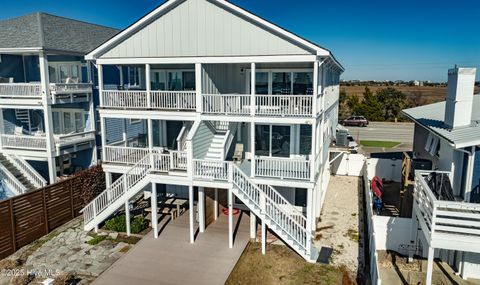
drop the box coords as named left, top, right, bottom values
left=345, top=229, right=359, bottom=242
left=360, top=140, right=401, bottom=148
left=87, top=235, right=107, bottom=245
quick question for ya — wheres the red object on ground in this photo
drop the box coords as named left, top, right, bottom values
left=371, top=176, right=384, bottom=198
left=222, top=208, right=240, bottom=215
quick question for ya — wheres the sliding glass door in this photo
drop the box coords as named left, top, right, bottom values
left=255, top=125, right=291, bottom=157
left=250, top=70, right=313, bottom=95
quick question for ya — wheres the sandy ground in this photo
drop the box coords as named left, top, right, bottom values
left=314, top=175, right=364, bottom=278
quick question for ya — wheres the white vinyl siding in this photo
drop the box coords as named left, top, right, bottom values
left=100, top=0, right=312, bottom=59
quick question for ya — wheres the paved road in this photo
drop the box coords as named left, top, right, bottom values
left=343, top=122, right=414, bottom=144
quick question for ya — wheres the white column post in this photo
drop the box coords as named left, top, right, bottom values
left=250, top=122, right=255, bottom=177
left=464, top=147, right=475, bottom=202
left=39, top=52, right=56, bottom=184
left=148, top=118, right=154, bottom=167
left=228, top=186, right=233, bottom=248
left=123, top=118, right=128, bottom=147
left=261, top=220, right=266, bottom=255
left=250, top=63, right=256, bottom=116
left=105, top=172, right=112, bottom=188
left=88, top=83, right=97, bottom=165
left=151, top=182, right=158, bottom=238
left=426, top=246, right=435, bottom=285
left=125, top=200, right=131, bottom=236
left=195, top=63, right=202, bottom=113
left=250, top=213, right=257, bottom=239
left=312, top=60, right=318, bottom=117
left=214, top=188, right=218, bottom=221
left=306, top=187, right=313, bottom=255
left=146, top=64, right=151, bottom=108
left=98, top=64, right=104, bottom=107
left=100, top=116, right=107, bottom=159
left=189, top=184, right=195, bottom=243
left=310, top=120, right=317, bottom=182
left=199, top=187, right=205, bottom=233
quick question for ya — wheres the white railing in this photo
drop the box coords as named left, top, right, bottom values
left=101, top=90, right=148, bottom=109
left=101, top=90, right=196, bottom=110
left=1, top=134, right=47, bottom=150
left=54, top=131, right=95, bottom=146
left=414, top=171, right=480, bottom=244
left=192, top=159, right=310, bottom=256
left=193, top=159, right=230, bottom=180
left=363, top=165, right=382, bottom=285
left=256, top=95, right=312, bottom=117
left=82, top=155, right=152, bottom=224
left=82, top=153, right=181, bottom=226
left=0, top=83, right=42, bottom=98
left=104, top=146, right=149, bottom=165
left=6, top=155, right=47, bottom=188
left=151, top=91, right=196, bottom=110
left=258, top=184, right=307, bottom=228
left=0, top=163, right=27, bottom=195
left=202, top=94, right=251, bottom=115
left=170, top=151, right=187, bottom=170
left=49, top=83, right=92, bottom=94
left=231, top=164, right=310, bottom=253
left=255, top=157, right=311, bottom=180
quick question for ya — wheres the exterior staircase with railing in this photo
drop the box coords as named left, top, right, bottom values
left=14, top=109, right=37, bottom=133
left=0, top=153, right=38, bottom=194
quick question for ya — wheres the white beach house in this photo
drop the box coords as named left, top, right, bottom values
left=83, top=0, right=343, bottom=262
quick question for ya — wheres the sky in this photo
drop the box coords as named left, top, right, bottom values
left=2, top=0, right=479, bottom=82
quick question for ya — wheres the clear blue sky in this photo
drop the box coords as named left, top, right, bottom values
left=2, top=0, right=479, bottom=82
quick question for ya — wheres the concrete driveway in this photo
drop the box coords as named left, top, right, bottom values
left=94, top=210, right=250, bottom=285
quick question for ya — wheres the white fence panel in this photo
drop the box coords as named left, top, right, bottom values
left=331, top=153, right=365, bottom=176
left=367, top=158, right=402, bottom=182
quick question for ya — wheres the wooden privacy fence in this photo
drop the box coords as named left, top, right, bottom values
left=0, top=165, right=104, bottom=259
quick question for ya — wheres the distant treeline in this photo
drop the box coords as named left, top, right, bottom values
left=340, top=86, right=415, bottom=122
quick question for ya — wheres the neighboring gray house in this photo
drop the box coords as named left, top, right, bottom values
left=82, top=0, right=343, bottom=262
left=0, top=13, right=118, bottom=196
left=402, top=67, right=480, bottom=284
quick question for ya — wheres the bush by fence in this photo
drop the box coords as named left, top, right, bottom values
left=0, top=165, right=104, bottom=259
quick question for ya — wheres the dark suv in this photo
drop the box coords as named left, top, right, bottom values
left=342, top=116, right=369, bottom=127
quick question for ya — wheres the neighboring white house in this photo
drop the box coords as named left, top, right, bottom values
left=82, top=0, right=343, bottom=262
left=399, top=67, right=480, bottom=284
left=0, top=13, right=118, bottom=195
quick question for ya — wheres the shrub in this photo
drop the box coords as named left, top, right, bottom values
left=105, top=215, right=127, bottom=232
left=131, top=216, right=147, bottom=234
left=87, top=235, right=106, bottom=245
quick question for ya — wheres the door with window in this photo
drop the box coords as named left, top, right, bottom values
left=49, top=62, right=82, bottom=83
left=255, top=125, right=291, bottom=157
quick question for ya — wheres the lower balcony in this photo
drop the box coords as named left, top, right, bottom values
left=101, top=90, right=196, bottom=110
left=0, top=83, right=92, bottom=105
left=0, top=131, right=95, bottom=154
left=103, top=146, right=187, bottom=171
left=414, top=171, right=480, bottom=253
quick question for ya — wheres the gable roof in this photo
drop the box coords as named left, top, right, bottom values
left=402, top=95, right=480, bottom=148
left=85, top=0, right=343, bottom=71
left=0, top=12, right=119, bottom=55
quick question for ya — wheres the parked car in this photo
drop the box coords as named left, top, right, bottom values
left=342, top=116, right=369, bottom=127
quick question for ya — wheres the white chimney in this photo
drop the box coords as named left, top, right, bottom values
left=444, top=67, right=476, bottom=129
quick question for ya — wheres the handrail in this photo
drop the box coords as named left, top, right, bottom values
left=0, top=163, right=27, bottom=195
left=1, top=134, right=47, bottom=150
left=0, top=83, right=42, bottom=97
left=258, top=184, right=307, bottom=226
left=231, top=164, right=311, bottom=250
left=6, top=155, right=47, bottom=188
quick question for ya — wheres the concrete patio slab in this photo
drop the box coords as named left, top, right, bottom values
left=93, top=209, right=250, bottom=285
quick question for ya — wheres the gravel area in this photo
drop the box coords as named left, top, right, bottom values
left=0, top=217, right=139, bottom=285
left=314, top=175, right=364, bottom=279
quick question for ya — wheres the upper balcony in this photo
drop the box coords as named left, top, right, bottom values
left=414, top=171, right=480, bottom=253
left=0, top=83, right=93, bottom=106
left=98, top=63, right=327, bottom=119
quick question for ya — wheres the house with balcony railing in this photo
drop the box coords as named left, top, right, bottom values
left=83, top=0, right=343, bottom=262
left=0, top=12, right=118, bottom=194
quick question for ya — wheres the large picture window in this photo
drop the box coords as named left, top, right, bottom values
left=52, top=109, right=87, bottom=135
left=255, top=125, right=291, bottom=157
left=250, top=70, right=313, bottom=95
left=150, top=69, right=195, bottom=91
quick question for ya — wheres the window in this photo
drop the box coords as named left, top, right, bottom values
left=63, top=113, right=74, bottom=133
left=51, top=109, right=87, bottom=134
left=425, top=133, right=440, bottom=156
left=182, top=72, right=195, bottom=90
left=60, top=66, right=69, bottom=83
left=299, top=125, right=312, bottom=155
left=294, top=188, right=307, bottom=207
left=168, top=71, right=182, bottom=91
left=255, top=125, right=291, bottom=157
left=255, top=72, right=269, bottom=95
left=272, top=72, right=291, bottom=94
left=52, top=112, right=61, bottom=134
left=128, top=67, right=141, bottom=86
left=75, top=113, right=84, bottom=133
left=293, top=72, right=313, bottom=95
